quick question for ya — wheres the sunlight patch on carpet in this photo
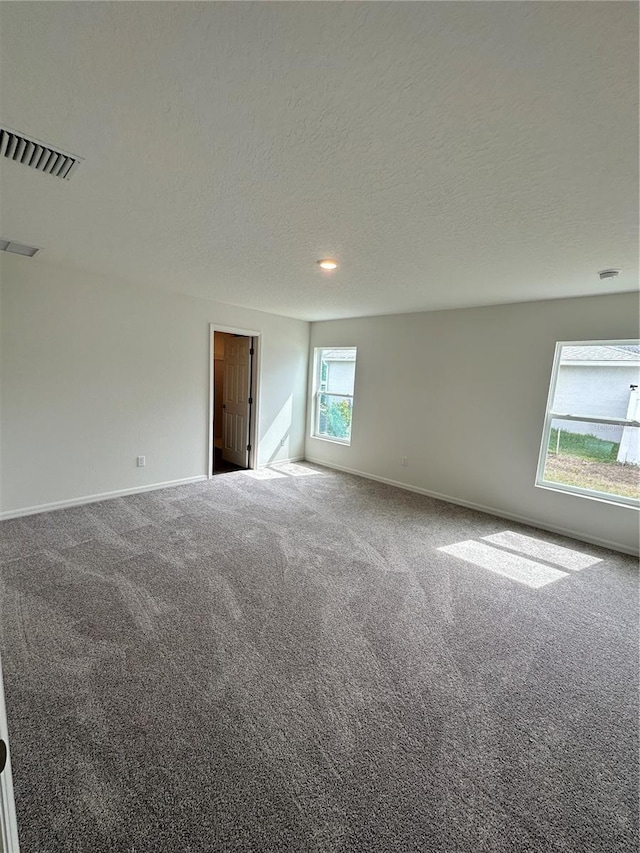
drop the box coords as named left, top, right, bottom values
left=271, top=464, right=321, bottom=477
left=481, top=531, right=602, bottom=571
left=243, top=468, right=287, bottom=480
left=438, top=540, right=568, bottom=588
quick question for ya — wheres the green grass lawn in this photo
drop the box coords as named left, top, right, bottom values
left=548, top=428, right=619, bottom=463
left=545, top=428, right=639, bottom=499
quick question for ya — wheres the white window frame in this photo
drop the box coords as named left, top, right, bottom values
left=312, top=347, right=357, bottom=445
left=535, top=339, right=640, bottom=509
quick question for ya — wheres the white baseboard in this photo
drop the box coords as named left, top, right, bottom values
left=304, top=457, right=639, bottom=557
left=3, top=459, right=635, bottom=558
left=259, top=456, right=305, bottom=468
left=0, top=475, right=208, bottom=521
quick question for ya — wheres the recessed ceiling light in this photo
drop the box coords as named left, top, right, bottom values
left=0, top=238, right=39, bottom=257
left=317, top=258, right=338, bottom=270
left=598, top=268, right=620, bottom=280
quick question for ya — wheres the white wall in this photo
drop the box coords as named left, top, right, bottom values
left=0, top=254, right=309, bottom=514
left=306, top=293, right=640, bottom=555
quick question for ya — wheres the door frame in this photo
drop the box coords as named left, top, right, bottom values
left=0, top=654, right=20, bottom=853
left=208, top=324, right=261, bottom=478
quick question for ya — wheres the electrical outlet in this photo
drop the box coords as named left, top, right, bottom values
left=280, top=439, right=285, bottom=447
left=136, top=456, right=146, bottom=467
left=401, top=456, right=408, bottom=467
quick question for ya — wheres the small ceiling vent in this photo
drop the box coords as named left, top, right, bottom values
left=0, top=126, right=82, bottom=180
left=0, top=239, right=39, bottom=258
left=598, top=268, right=620, bottom=280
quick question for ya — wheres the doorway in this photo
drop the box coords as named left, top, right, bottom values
left=209, top=326, right=259, bottom=477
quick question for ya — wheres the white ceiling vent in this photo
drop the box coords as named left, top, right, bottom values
left=0, top=126, right=82, bottom=180
left=0, top=239, right=39, bottom=258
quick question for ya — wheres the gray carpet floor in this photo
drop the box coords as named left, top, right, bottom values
left=0, top=462, right=637, bottom=852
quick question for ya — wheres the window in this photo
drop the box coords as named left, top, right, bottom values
left=312, top=347, right=357, bottom=444
left=536, top=340, right=640, bottom=507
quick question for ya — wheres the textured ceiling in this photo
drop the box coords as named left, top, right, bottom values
left=0, top=2, right=637, bottom=321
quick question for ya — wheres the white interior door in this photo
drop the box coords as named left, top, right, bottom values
left=222, top=336, right=251, bottom=467
left=0, top=656, right=20, bottom=853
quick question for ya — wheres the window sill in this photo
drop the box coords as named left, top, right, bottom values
left=310, top=435, right=351, bottom=447
left=535, top=480, right=640, bottom=510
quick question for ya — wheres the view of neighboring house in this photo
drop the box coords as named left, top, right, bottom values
left=320, top=349, right=357, bottom=396
left=316, top=349, right=357, bottom=441
left=554, top=345, right=640, bottom=464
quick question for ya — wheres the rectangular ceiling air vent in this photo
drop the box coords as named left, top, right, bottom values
left=0, top=126, right=82, bottom=180
left=0, top=239, right=39, bottom=258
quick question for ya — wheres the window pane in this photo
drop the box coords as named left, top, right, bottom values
left=313, top=347, right=357, bottom=444
left=543, top=417, right=640, bottom=501
left=320, top=349, right=356, bottom=395
left=317, top=393, right=353, bottom=441
left=554, top=344, right=640, bottom=420
left=537, top=342, right=640, bottom=505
